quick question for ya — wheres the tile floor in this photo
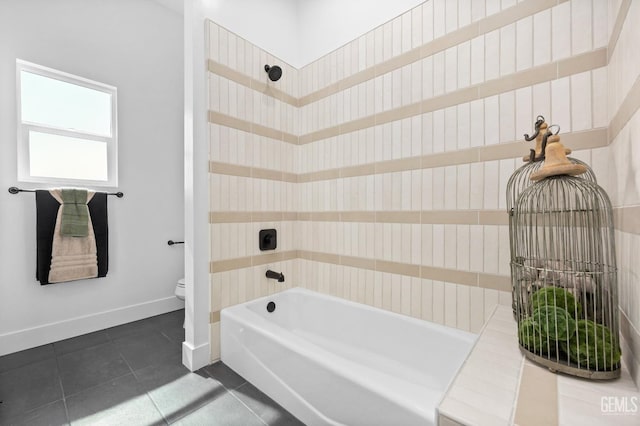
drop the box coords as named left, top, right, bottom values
left=0, top=309, right=302, bottom=425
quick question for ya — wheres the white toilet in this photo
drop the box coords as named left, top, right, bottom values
left=175, top=278, right=185, bottom=301
left=175, top=278, right=185, bottom=328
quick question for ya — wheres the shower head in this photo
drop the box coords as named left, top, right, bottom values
left=264, top=64, right=282, bottom=82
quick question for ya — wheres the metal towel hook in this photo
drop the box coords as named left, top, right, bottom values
left=523, top=115, right=545, bottom=141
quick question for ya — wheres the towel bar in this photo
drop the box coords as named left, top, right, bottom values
left=8, top=186, right=124, bottom=198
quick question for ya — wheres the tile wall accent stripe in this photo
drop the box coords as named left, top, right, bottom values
left=298, top=52, right=607, bottom=144
left=557, top=49, right=607, bottom=79
left=513, top=362, right=559, bottom=426
left=209, top=161, right=298, bottom=183
left=421, top=265, right=478, bottom=287
left=614, top=205, right=640, bottom=235
left=478, top=273, right=512, bottom=292
left=297, top=0, right=558, bottom=106
left=296, top=250, right=510, bottom=291
left=303, top=130, right=606, bottom=182
left=210, top=250, right=298, bottom=273
left=609, top=75, right=640, bottom=142
left=209, top=55, right=606, bottom=150
left=210, top=212, right=253, bottom=223
left=208, top=60, right=299, bottom=107
left=210, top=255, right=252, bottom=273
left=608, top=0, right=633, bottom=62
left=208, top=129, right=607, bottom=185
left=209, top=210, right=509, bottom=225
left=208, top=111, right=298, bottom=145
left=376, top=157, right=423, bottom=174
left=478, top=0, right=558, bottom=34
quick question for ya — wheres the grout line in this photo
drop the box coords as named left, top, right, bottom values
left=226, top=383, right=270, bottom=426
left=53, top=352, right=71, bottom=424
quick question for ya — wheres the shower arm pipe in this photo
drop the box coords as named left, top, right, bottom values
left=8, top=186, right=124, bottom=198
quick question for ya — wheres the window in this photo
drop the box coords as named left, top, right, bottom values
left=17, top=60, right=117, bottom=187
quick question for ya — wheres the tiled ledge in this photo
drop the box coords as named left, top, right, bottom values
left=438, top=305, right=640, bottom=426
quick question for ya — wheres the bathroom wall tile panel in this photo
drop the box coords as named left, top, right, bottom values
left=552, top=2, right=572, bottom=62
left=516, top=16, right=533, bottom=72
left=593, top=0, right=608, bottom=49
left=483, top=289, right=501, bottom=322
left=484, top=95, right=500, bottom=146
left=483, top=225, right=500, bottom=275
left=532, top=81, right=552, bottom=125
left=551, top=77, right=572, bottom=132
left=533, top=9, right=552, bottom=67
left=571, top=0, right=593, bottom=56
left=470, top=35, right=485, bottom=85
left=514, top=87, right=532, bottom=142
left=499, top=91, right=515, bottom=143
left=444, top=282, right=458, bottom=327
left=500, top=24, right=516, bottom=76
left=484, top=30, right=500, bottom=81
left=571, top=71, right=593, bottom=132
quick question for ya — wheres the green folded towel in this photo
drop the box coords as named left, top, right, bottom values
left=61, top=189, right=89, bottom=237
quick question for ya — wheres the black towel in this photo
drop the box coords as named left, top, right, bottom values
left=36, top=191, right=109, bottom=285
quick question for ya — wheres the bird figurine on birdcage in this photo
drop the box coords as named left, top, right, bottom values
left=509, top=126, right=621, bottom=380
left=506, top=116, right=597, bottom=315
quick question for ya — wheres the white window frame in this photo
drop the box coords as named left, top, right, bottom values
left=16, top=59, right=118, bottom=187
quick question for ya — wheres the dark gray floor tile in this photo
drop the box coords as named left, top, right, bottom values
left=201, top=361, right=246, bottom=390
left=115, top=332, right=181, bottom=371
left=145, top=369, right=227, bottom=423
left=0, top=344, right=55, bottom=373
left=232, top=383, right=303, bottom=426
left=0, top=358, right=62, bottom=421
left=134, top=352, right=187, bottom=392
left=150, top=310, right=185, bottom=329
left=53, top=331, right=110, bottom=356
left=66, top=373, right=165, bottom=426
left=171, top=392, right=263, bottom=426
left=160, top=323, right=185, bottom=344
left=105, top=318, right=158, bottom=340
left=2, top=399, right=68, bottom=426
left=57, top=342, right=130, bottom=396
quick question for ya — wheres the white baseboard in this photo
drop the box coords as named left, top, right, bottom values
left=0, top=296, right=185, bottom=356
left=182, top=340, right=210, bottom=371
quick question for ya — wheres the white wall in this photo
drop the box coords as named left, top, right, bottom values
left=201, top=0, right=424, bottom=68
left=0, top=0, right=185, bottom=355
left=202, top=0, right=299, bottom=66
left=296, top=0, right=424, bottom=67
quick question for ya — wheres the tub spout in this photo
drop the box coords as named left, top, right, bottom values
left=266, top=270, right=285, bottom=282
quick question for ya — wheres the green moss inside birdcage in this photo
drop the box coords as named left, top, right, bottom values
left=560, top=319, right=621, bottom=370
left=518, top=318, right=551, bottom=355
left=531, top=305, right=576, bottom=341
left=530, top=287, right=582, bottom=318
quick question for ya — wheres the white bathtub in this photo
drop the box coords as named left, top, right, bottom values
left=221, top=287, right=476, bottom=426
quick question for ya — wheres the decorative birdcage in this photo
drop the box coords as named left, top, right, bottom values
left=510, top=134, right=620, bottom=379
left=507, top=116, right=597, bottom=314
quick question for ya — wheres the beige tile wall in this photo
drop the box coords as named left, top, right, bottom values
left=293, top=0, right=608, bottom=337
left=606, top=0, right=640, bottom=386
left=207, top=0, right=635, bottom=366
